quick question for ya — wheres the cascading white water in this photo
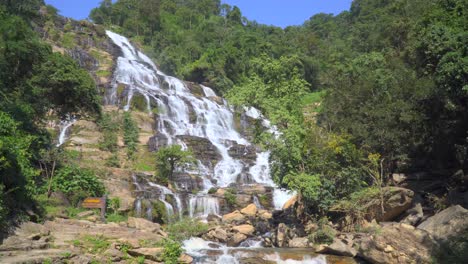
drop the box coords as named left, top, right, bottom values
left=107, top=30, right=266, bottom=188
left=56, top=118, right=76, bottom=147
left=148, top=182, right=183, bottom=218
left=189, top=196, right=220, bottom=218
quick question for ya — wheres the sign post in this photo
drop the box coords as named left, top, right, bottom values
left=82, top=196, right=107, bottom=222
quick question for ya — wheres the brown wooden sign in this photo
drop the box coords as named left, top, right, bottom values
left=82, top=197, right=105, bottom=208
left=82, top=196, right=107, bottom=222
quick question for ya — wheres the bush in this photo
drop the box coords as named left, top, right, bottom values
left=105, top=153, right=120, bottom=168
left=308, top=217, right=336, bottom=245
left=0, top=184, right=7, bottom=229
left=122, top=112, right=139, bottom=158
left=52, top=166, right=105, bottom=206
left=208, top=187, right=217, bottom=194
left=224, top=190, right=237, bottom=207
left=98, top=113, right=119, bottom=152
left=165, top=217, right=209, bottom=241
left=161, top=239, right=182, bottom=264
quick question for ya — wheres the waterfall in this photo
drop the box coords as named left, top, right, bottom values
left=56, top=118, right=76, bottom=147
left=107, top=30, right=267, bottom=188
left=107, top=30, right=295, bottom=217
left=148, top=182, right=183, bottom=218
left=189, top=196, right=220, bottom=218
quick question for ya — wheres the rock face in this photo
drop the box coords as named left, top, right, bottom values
left=127, top=217, right=161, bottom=232
left=418, top=205, right=468, bottom=241
left=356, top=223, right=436, bottom=264
left=364, top=187, right=414, bottom=222
left=128, top=247, right=163, bottom=261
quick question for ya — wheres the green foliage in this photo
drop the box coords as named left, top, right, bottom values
left=207, top=187, right=217, bottom=194
left=165, top=217, right=209, bottom=241
left=122, top=112, right=139, bottom=159
left=105, top=153, right=120, bottom=168
left=155, top=145, right=194, bottom=180
left=0, top=184, right=7, bottom=228
left=308, top=217, right=336, bottom=245
left=52, top=166, right=105, bottom=206
left=224, top=189, right=237, bottom=207
left=82, top=235, right=111, bottom=254
left=98, top=112, right=119, bottom=152
left=161, top=239, right=182, bottom=264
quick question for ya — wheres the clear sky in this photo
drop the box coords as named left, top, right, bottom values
left=44, top=0, right=353, bottom=28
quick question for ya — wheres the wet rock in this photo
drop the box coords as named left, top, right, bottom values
left=203, top=227, right=228, bottom=243
left=127, top=217, right=161, bottom=232
left=222, top=210, right=246, bottom=224
left=276, top=223, right=288, bottom=247
left=418, top=205, right=468, bottom=241
left=258, top=210, right=272, bottom=220
left=356, top=223, right=436, bottom=264
left=282, top=195, right=298, bottom=210
left=232, top=224, right=255, bottom=236
left=288, top=237, right=309, bottom=248
left=128, top=248, right=163, bottom=261
left=179, top=253, right=194, bottom=264
left=227, top=233, right=248, bottom=247
left=240, top=204, right=257, bottom=217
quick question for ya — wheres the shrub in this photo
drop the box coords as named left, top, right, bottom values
left=122, top=112, right=139, bottom=158
left=161, top=239, right=182, bottom=264
left=98, top=112, right=119, bottom=152
left=308, top=217, right=336, bottom=245
left=105, top=153, right=120, bottom=168
left=224, top=189, right=237, bottom=207
left=52, top=166, right=105, bottom=206
left=208, top=187, right=217, bottom=194
left=165, top=217, right=209, bottom=241
left=0, top=184, right=7, bottom=228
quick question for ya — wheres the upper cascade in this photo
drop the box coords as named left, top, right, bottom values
left=105, top=30, right=293, bottom=209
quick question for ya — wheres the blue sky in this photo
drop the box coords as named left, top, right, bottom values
left=44, top=0, right=353, bottom=28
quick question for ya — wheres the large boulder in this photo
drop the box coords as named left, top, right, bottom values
left=240, top=204, right=257, bottom=217
left=356, top=223, right=436, bottom=264
left=316, top=237, right=357, bottom=257
left=232, top=224, right=255, bottom=236
left=227, top=233, right=248, bottom=247
left=364, top=187, right=414, bottom=222
left=418, top=205, right=468, bottom=241
left=288, top=237, right=310, bottom=248
left=222, top=210, right=246, bottom=224
left=203, top=227, right=228, bottom=243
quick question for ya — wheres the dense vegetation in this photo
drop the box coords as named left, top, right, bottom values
left=90, top=0, right=467, bottom=215
left=0, top=0, right=101, bottom=230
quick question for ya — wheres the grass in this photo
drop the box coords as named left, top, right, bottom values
left=82, top=234, right=111, bottom=254
left=106, top=213, right=128, bottom=223
left=96, top=70, right=111, bottom=78
left=165, top=217, right=209, bottom=242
